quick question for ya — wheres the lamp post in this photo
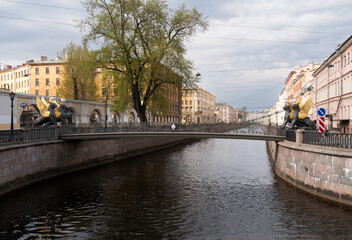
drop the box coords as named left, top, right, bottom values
left=9, top=91, right=15, bottom=130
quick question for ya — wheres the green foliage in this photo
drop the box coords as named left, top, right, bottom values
left=80, top=0, right=208, bottom=122
left=57, top=42, right=98, bottom=101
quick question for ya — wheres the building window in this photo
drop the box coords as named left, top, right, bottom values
left=190, top=100, right=192, bottom=105
left=35, top=90, right=39, bottom=95
left=185, top=100, right=188, bottom=105
left=46, top=78, right=50, bottom=86
left=35, top=78, right=39, bottom=86
left=46, top=90, right=49, bottom=96
left=190, top=107, right=193, bottom=112
left=56, top=78, right=60, bottom=86
left=56, top=67, right=60, bottom=74
left=35, top=67, right=39, bottom=75
left=185, top=107, right=188, bottom=112
left=46, top=67, right=50, bottom=74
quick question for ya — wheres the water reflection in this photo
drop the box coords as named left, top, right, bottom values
left=1, top=132, right=352, bottom=239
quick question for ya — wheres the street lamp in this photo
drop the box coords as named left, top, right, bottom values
left=9, top=91, right=15, bottom=130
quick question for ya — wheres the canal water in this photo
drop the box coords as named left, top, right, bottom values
left=2, top=130, right=352, bottom=239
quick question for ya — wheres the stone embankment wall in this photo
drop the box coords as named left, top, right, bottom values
left=267, top=139, right=352, bottom=206
left=0, top=137, right=192, bottom=196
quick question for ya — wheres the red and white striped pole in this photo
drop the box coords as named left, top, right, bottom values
left=317, top=108, right=326, bottom=137
left=319, top=116, right=325, bottom=137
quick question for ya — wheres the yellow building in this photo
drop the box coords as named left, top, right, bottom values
left=0, top=56, right=63, bottom=97
left=182, top=88, right=216, bottom=124
left=1, top=57, right=182, bottom=124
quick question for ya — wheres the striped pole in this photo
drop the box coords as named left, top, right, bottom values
left=319, top=116, right=325, bottom=137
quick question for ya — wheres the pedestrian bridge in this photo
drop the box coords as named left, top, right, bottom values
left=59, top=131, right=285, bottom=142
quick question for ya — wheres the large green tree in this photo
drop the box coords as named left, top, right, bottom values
left=57, top=42, right=98, bottom=101
left=79, top=0, right=208, bottom=123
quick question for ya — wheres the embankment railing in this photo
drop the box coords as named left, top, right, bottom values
left=302, top=131, right=352, bottom=149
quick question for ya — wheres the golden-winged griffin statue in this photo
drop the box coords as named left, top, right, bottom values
left=282, top=96, right=316, bottom=130
left=32, top=97, right=69, bottom=127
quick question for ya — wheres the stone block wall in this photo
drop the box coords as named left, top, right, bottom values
left=0, top=137, right=192, bottom=196
left=267, top=140, right=352, bottom=206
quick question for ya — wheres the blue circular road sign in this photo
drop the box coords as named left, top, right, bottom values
left=318, top=108, right=326, bottom=117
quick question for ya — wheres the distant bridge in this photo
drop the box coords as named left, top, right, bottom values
left=59, top=131, right=285, bottom=142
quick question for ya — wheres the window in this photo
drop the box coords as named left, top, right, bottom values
left=190, top=100, right=192, bottom=105
left=35, top=67, right=39, bottom=75
left=46, top=78, right=50, bottom=86
left=35, top=90, right=39, bottom=95
left=185, top=100, right=188, bottom=105
left=46, top=67, right=49, bottom=74
left=190, top=107, right=193, bottom=112
left=56, top=78, right=60, bottom=86
left=35, top=78, right=39, bottom=86
left=185, top=107, right=188, bottom=112
left=46, top=90, right=49, bottom=96
left=56, top=67, right=60, bottom=74
left=348, top=53, right=350, bottom=64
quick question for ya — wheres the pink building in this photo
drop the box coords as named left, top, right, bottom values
left=215, top=103, right=238, bottom=123
left=314, top=35, right=352, bottom=132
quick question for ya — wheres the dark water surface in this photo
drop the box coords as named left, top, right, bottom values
left=2, top=133, right=352, bottom=239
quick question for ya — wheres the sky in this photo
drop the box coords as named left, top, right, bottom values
left=1, top=0, right=352, bottom=111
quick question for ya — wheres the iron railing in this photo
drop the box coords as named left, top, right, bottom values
left=0, top=122, right=252, bottom=144
left=0, top=130, right=23, bottom=143
left=29, top=128, right=58, bottom=141
left=285, top=130, right=296, bottom=142
left=4, top=123, right=352, bottom=149
left=303, top=131, right=352, bottom=149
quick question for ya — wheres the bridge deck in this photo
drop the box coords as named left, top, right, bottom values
left=60, top=132, right=285, bottom=142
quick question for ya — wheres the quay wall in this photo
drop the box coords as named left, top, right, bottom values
left=0, top=137, right=193, bottom=196
left=267, top=140, right=352, bottom=206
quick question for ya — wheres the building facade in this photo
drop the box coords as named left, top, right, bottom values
left=182, top=88, right=216, bottom=124
left=0, top=56, right=63, bottom=97
left=314, top=35, right=352, bottom=132
left=215, top=103, right=238, bottom=123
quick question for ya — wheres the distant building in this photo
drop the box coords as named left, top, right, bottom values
left=182, top=88, right=216, bottom=124
left=247, top=110, right=270, bottom=124
left=215, top=103, right=238, bottom=123
left=0, top=56, right=63, bottom=97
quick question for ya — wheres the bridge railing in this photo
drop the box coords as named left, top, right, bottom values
left=62, top=122, right=251, bottom=134
left=0, top=123, right=251, bottom=144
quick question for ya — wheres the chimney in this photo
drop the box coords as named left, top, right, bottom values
left=5, top=65, right=12, bottom=70
left=27, top=60, right=34, bottom=64
left=40, top=56, right=48, bottom=61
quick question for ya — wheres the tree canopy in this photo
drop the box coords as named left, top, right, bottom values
left=57, top=42, right=98, bottom=101
left=79, top=0, right=208, bottom=122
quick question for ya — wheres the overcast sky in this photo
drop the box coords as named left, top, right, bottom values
left=1, top=0, right=352, bottom=111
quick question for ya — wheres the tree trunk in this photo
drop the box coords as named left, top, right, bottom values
left=73, top=77, right=79, bottom=100
left=132, top=86, right=148, bottom=123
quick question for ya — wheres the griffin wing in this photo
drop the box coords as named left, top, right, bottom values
left=36, top=97, right=47, bottom=116
left=53, top=100, right=61, bottom=117
left=299, top=97, right=313, bottom=119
